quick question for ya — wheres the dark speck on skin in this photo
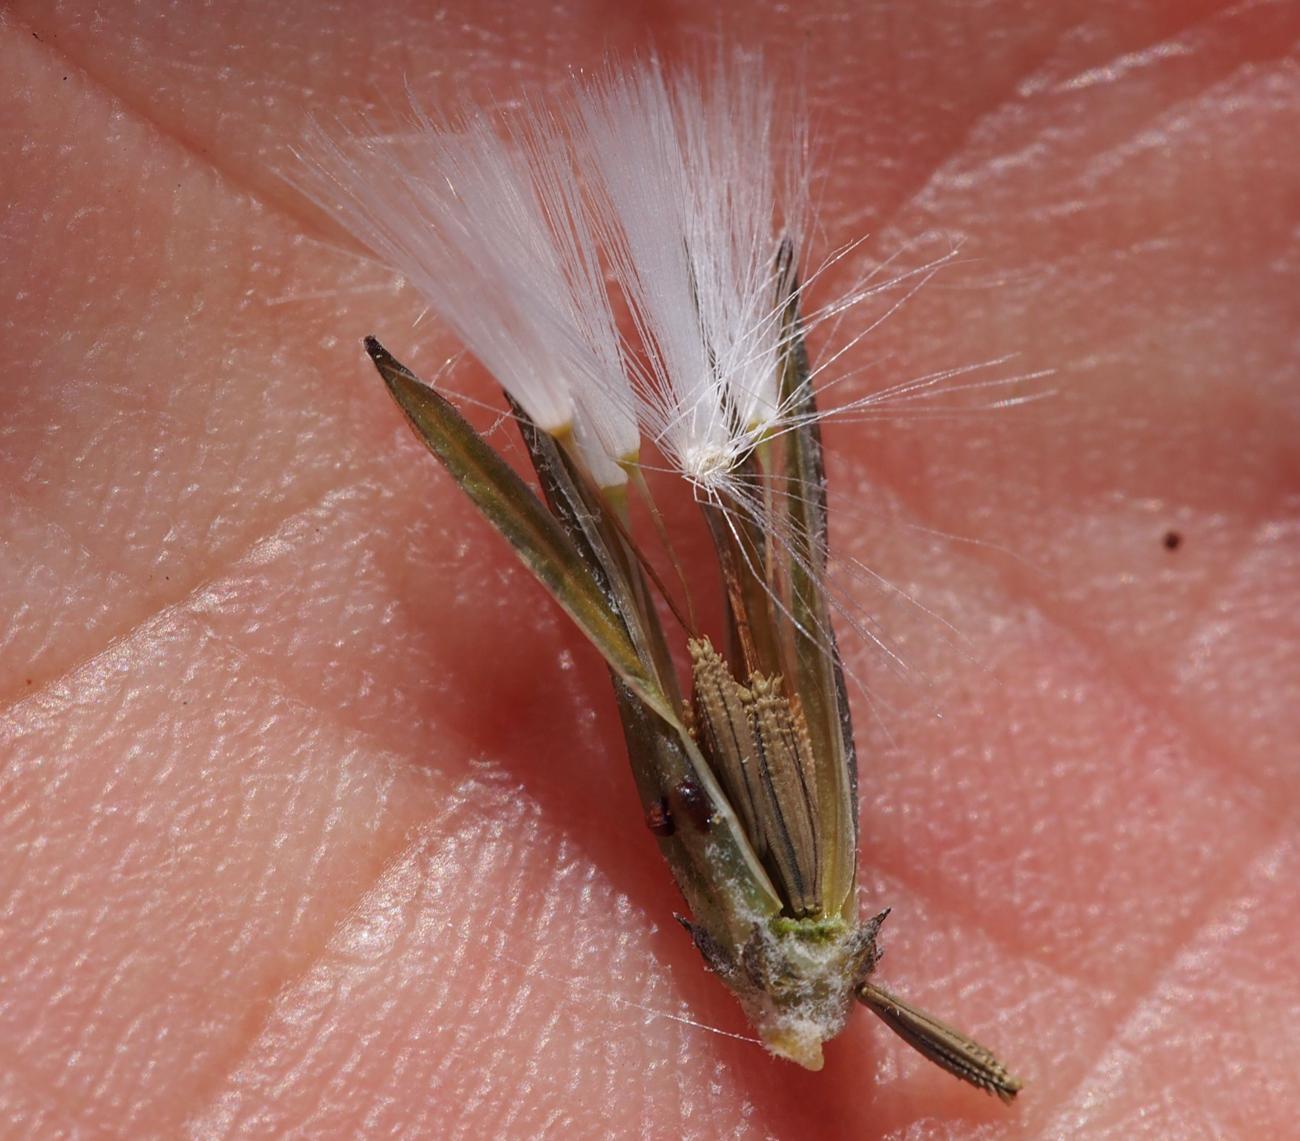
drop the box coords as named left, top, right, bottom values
left=1163, top=530, right=1183, bottom=551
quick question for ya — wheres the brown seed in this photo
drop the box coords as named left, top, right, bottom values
left=688, top=635, right=823, bottom=918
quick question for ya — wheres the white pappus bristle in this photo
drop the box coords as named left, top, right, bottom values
left=299, top=100, right=639, bottom=487
left=575, top=57, right=806, bottom=493
left=300, top=56, right=816, bottom=499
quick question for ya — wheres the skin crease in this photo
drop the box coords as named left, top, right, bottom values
left=1, top=0, right=1298, bottom=1136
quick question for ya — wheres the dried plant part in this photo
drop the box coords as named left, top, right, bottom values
left=305, top=56, right=1023, bottom=1097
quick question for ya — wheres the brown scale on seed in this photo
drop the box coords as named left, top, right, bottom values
left=644, top=796, right=674, bottom=837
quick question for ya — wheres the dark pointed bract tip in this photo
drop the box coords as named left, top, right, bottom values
left=362, top=337, right=424, bottom=400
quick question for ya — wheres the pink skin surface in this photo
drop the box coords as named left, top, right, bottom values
left=3, top=2, right=1298, bottom=1137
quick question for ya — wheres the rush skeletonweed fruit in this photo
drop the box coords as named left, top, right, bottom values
left=300, top=55, right=1023, bottom=1099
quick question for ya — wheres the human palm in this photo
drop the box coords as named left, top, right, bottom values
left=3, top=3, right=1298, bottom=1137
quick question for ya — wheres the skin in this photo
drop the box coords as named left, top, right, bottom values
left=2, top=1, right=1298, bottom=1136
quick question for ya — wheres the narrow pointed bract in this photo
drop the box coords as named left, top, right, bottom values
left=306, top=56, right=1022, bottom=1101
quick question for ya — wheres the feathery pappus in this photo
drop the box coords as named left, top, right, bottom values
left=299, top=54, right=1022, bottom=1098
